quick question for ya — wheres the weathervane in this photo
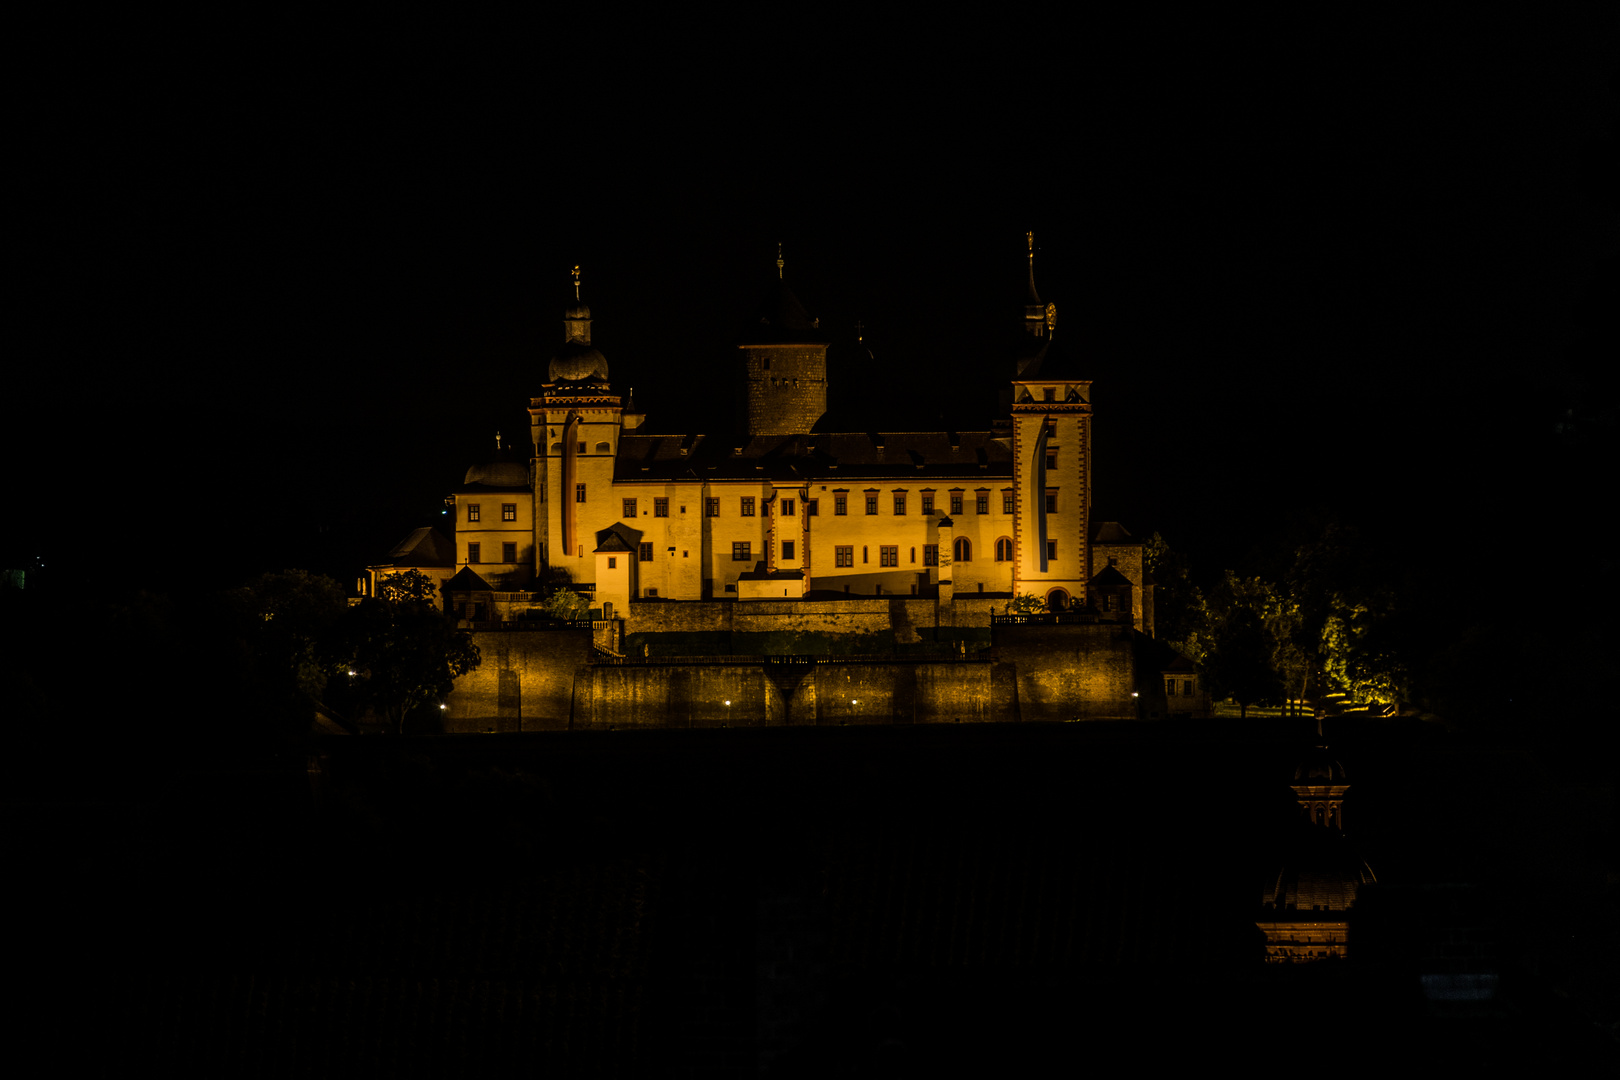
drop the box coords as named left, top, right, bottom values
left=572, top=265, right=581, bottom=301
left=776, top=243, right=784, bottom=280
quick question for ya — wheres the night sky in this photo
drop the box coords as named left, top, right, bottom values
left=13, top=14, right=1614, bottom=597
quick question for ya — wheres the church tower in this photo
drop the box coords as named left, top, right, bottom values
left=738, top=245, right=828, bottom=436
left=530, top=267, right=623, bottom=583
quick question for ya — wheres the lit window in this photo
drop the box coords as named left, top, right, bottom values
left=467, top=504, right=481, bottom=522
left=953, top=537, right=971, bottom=562
left=467, top=542, right=481, bottom=564
left=893, top=494, right=906, bottom=515
left=623, top=498, right=637, bottom=518
left=1002, top=491, right=1014, bottom=514
left=782, top=540, right=795, bottom=560
left=639, top=542, right=653, bottom=562
left=781, top=498, right=795, bottom=517
left=741, top=497, right=756, bottom=517
left=732, top=542, right=751, bottom=561
left=576, top=484, right=586, bottom=503
left=835, top=545, right=853, bottom=567
left=654, top=498, right=669, bottom=517
left=706, top=498, right=720, bottom=517
left=924, top=545, right=939, bottom=566
left=865, top=494, right=878, bottom=515
left=995, top=538, right=1012, bottom=562
left=921, top=493, right=934, bottom=515
left=502, top=503, right=517, bottom=521
left=834, top=494, right=847, bottom=516
left=503, top=542, right=516, bottom=563
left=880, top=546, right=898, bottom=567
left=975, top=493, right=988, bottom=514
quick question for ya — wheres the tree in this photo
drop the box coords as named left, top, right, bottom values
left=1203, top=603, right=1283, bottom=719
left=223, top=569, right=349, bottom=701
left=342, top=570, right=481, bottom=734
left=1008, top=593, right=1048, bottom=615
left=540, top=588, right=589, bottom=622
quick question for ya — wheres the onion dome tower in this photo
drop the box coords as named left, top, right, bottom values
left=738, top=244, right=828, bottom=436
left=549, top=268, right=610, bottom=385
left=1257, top=736, right=1378, bottom=962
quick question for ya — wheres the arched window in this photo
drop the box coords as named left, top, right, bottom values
left=594, top=441, right=611, bottom=453
left=550, top=443, right=563, bottom=454
left=994, top=537, right=1013, bottom=562
left=953, top=537, right=971, bottom=562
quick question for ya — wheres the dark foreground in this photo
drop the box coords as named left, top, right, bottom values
left=14, top=721, right=1616, bottom=1074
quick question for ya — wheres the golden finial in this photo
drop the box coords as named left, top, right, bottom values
left=1027, top=231, right=1035, bottom=260
left=572, top=265, right=581, bottom=301
left=496, top=430, right=502, bottom=449
left=776, top=242, right=784, bottom=280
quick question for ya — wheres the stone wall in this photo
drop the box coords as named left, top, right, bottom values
left=443, top=628, right=592, bottom=732
left=624, top=596, right=1001, bottom=645
left=444, top=619, right=1155, bottom=729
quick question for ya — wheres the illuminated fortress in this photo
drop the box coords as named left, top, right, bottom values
left=368, top=236, right=1209, bottom=729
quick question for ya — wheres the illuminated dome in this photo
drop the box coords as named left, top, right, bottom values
left=464, top=446, right=528, bottom=487
left=550, top=341, right=609, bottom=383
left=1262, top=827, right=1377, bottom=912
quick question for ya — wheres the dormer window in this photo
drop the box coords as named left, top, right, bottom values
left=1042, top=387, right=1055, bottom=402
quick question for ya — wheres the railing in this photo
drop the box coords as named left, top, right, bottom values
left=990, top=612, right=1101, bottom=626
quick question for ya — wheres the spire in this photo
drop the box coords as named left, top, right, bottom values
left=1026, top=231, right=1042, bottom=305
left=776, top=242, right=785, bottom=280
left=496, top=430, right=501, bottom=450
left=1022, top=232, right=1054, bottom=341
left=572, top=265, right=581, bottom=301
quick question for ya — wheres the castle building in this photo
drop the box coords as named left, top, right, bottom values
left=422, top=239, right=1155, bottom=631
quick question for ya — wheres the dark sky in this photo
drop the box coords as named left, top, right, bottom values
left=13, top=13, right=1615, bottom=593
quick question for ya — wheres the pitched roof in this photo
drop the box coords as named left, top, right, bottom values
left=740, top=277, right=826, bottom=345
left=444, top=566, right=494, bottom=592
left=1088, top=564, right=1133, bottom=587
left=613, top=430, right=1013, bottom=484
left=593, top=522, right=641, bottom=553
left=374, top=527, right=455, bottom=568
left=1091, top=521, right=1136, bottom=545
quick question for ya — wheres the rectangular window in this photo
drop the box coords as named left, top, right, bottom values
left=741, top=497, right=756, bottom=517
left=1183, top=680, right=1194, bottom=697
left=1045, top=492, right=1058, bottom=513
left=921, top=494, right=934, bottom=515
left=893, top=493, right=906, bottom=515
left=924, top=544, right=939, bottom=567
left=865, top=494, right=878, bottom=515
left=654, top=497, right=669, bottom=517
left=1042, top=386, right=1056, bottom=402
left=1045, top=422, right=1057, bottom=438
left=467, top=504, right=481, bottom=522
left=623, top=498, right=637, bottom=518
left=834, top=494, right=847, bottom=516
left=608, top=556, right=616, bottom=569
left=976, top=493, right=989, bottom=514
left=950, top=492, right=964, bottom=515
left=806, top=499, right=818, bottom=516
left=647, top=587, right=658, bottom=597
left=577, top=442, right=587, bottom=453
left=706, top=498, right=720, bottom=517
left=835, top=545, right=854, bottom=567
left=502, top=542, right=516, bottom=563
left=1003, top=491, right=1014, bottom=514
left=781, top=498, right=794, bottom=517
left=1046, top=540, right=1057, bottom=561
left=862, top=546, right=869, bottom=563
left=1166, top=678, right=1177, bottom=698
left=467, top=542, right=481, bottom=564
left=639, top=542, right=653, bottom=562
left=732, top=542, right=751, bottom=561
left=576, top=484, right=587, bottom=503
left=1046, top=454, right=1057, bottom=470
left=781, top=540, right=795, bottom=560
left=880, top=545, right=898, bottom=567
left=502, top=503, right=517, bottom=521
